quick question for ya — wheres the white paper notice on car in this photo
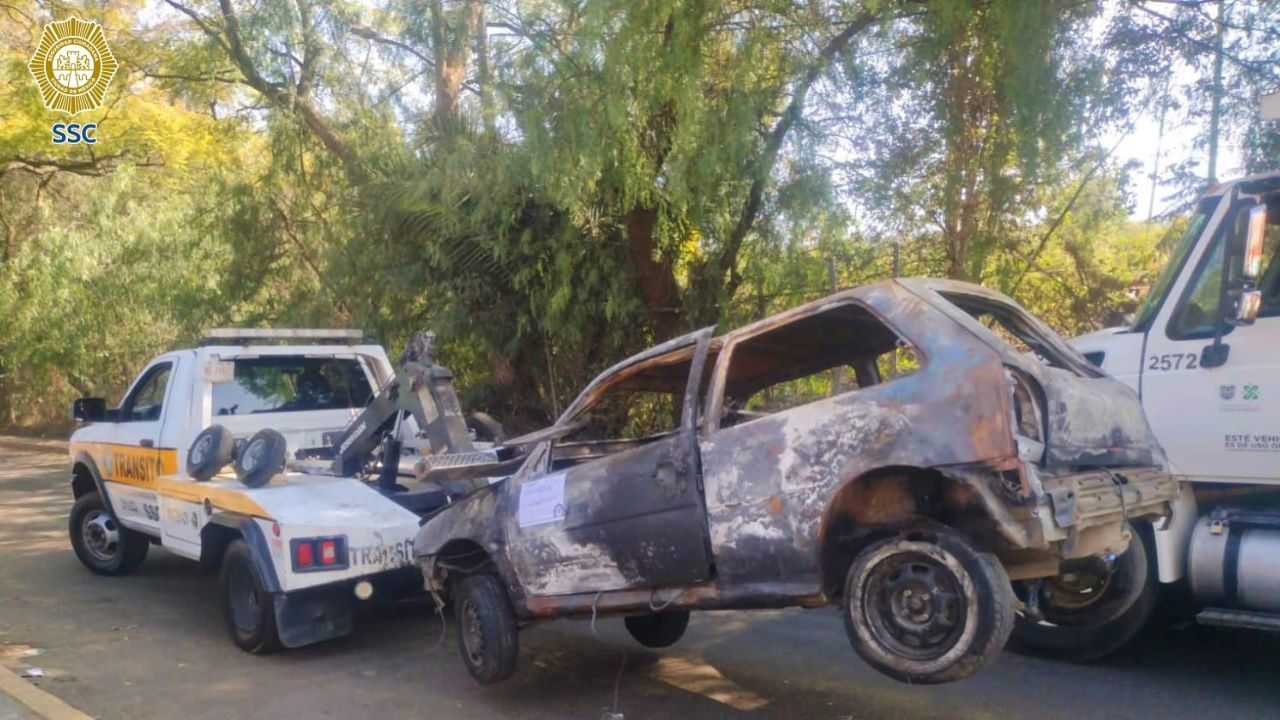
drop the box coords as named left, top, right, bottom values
left=518, top=473, right=566, bottom=528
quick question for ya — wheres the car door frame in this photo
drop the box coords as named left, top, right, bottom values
left=501, top=328, right=717, bottom=598
left=97, top=357, right=179, bottom=533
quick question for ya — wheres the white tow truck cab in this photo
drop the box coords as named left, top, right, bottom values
left=1069, top=172, right=1280, bottom=636
left=66, top=330, right=430, bottom=652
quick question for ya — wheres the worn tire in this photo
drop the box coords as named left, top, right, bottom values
left=69, top=492, right=149, bottom=575
left=187, top=424, right=234, bottom=482
left=625, top=610, right=690, bottom=649
left=1009, top=524, right=1156, bottom=662
left=466, top=412, right=505, bottom=444
left=843, top=529, right=1014, bottom=684
left=453, top=574, right=519, bottom=684
left=234, top=429, right=287, bottom=488
left=220, top=539, right=282, bottom=654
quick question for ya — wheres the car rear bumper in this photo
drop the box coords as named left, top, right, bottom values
left=1033, top=464, right=1177, bottom=561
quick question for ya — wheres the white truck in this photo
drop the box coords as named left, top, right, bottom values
left=66, top=329, right=444, bottom=652
left=1013, top=172, right=1280, bottom=658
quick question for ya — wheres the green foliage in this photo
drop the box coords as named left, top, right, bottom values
left=0, top=0, right=1270, bottom=433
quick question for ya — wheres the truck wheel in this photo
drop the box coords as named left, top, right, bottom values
left=69, top=492, right=149, bottom=575
left=625, top=610, right=690, bottom=648
left=453, top=574, right=518, bottom=684
left=1009, top=524, right=1156, bottom=662
left=188, top=425, right=234, bottom=482
left=220, top=539, right=282, bottom=654
left=234, top=429, right=287, bottom=488
left=843, top=529, right=1014, bottom=684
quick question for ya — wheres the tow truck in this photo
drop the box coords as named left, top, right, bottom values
left=67, top=329, right=511, bottom=652
left=1012, top=171, right=1280, bottom=659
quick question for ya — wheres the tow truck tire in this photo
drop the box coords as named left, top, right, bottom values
left=843, top=529, right=1014, bottom=684
left=69, top=492, right=149, bottom=575
left=220, top=539, right=282, bottom=654
left=234, top=429, right=287, bottom=489
left=453, top=574, right=518, bottom=684
left=1009, top=524, right=1156, bottom=662
left=188, top=425, right=234, bottom=482
left=625, top=610, right=690, bottom=648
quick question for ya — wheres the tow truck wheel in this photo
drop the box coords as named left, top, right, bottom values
left=188, top=424, right=234, bottom=482
left=69, top=492, right=149, bottom=575
left=624, top=610, right=690, bottom=648
left=1009, top=523, right=1156, bottom=662
left=220, top=539, right=282, bottom=654
left=453, top=574, right=518, bottom=684
left=234, top=429, right=287, bottom=489
left=843, top=529, right=1014, bottom=684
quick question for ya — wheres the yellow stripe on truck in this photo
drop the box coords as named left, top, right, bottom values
left=72, top=441, right=273, bottom=520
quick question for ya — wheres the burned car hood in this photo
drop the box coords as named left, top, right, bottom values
left=1032, top=366, right=1158, bottom=468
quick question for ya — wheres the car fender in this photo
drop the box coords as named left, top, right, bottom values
left=413, top=485, right=503, bottom=585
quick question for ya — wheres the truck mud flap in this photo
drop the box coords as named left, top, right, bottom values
left=274, top=585, right=354, bottom=649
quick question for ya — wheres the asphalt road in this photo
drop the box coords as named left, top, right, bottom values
left=2, top=443, right=1278, bottom=720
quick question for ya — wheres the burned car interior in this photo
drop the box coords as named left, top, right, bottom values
left=719, top=302, right=918, bottom=426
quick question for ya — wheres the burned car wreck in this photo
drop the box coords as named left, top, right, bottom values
left=414, top=278, right=1178, bottom=685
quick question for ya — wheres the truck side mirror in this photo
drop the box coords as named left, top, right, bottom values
left=71, top=397, right=108, bottom=423
left=1229, top=204, right=1267, bottom=326
left=1203, top=204, right=1267, bottom=368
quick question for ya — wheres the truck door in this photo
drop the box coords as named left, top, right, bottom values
left=1141, top=195, right=1280, bottom=483
left=504, top=330, right=715, bottom=597
left=100, top=360, right=178, bottom=531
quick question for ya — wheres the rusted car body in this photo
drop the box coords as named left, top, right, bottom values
left=416, top=278, right=1177, bottom=684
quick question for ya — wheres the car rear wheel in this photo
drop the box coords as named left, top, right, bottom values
left=69, top=492, right=149, bottom=575
left=221, top=539, right=282, bottom=654
left=843, top=529, right=1014, bottom=684
left=453, top=574, right=518, bottom=684
left=624, top=610, right=690, bottom=648
left=1009, top=524, right=1156, bottom=662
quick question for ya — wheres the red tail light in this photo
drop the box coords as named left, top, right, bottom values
left=320, top=540, right=337, bottom=566
left=290, top=536, right=348, bottom=572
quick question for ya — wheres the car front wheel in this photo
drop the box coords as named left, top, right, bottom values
left=843, top=529, right=1014, bottom=684
left=453, top=574, right=519, bottom=684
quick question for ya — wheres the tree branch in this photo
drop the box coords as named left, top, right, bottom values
left=718, top=10, right=881, bottom=296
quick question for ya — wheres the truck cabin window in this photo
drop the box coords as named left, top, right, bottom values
left=212, top=357, right=374, bottom=415
left=1171, top=194, right=1280, bottom=338
left=122, top=363, right=172, bottom=422
left=719, top=303, right=918, bottom=427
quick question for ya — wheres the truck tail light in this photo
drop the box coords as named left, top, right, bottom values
left=290, top=536, right=348, bottom=572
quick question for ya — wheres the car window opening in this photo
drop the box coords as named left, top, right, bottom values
left=720, top=303, right=918, bottom=427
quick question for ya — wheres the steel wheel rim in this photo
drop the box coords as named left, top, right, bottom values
left=242, top=438, right=265, bottom=472
left=860, top=552, right=966, bottom=661
left=190, top=434, right=214, bottom=465
left=82, top=510, right=120, bottom=562
left=228, top=562, right=260, bottom=633
left=461, top=597, right=485, bottom=667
